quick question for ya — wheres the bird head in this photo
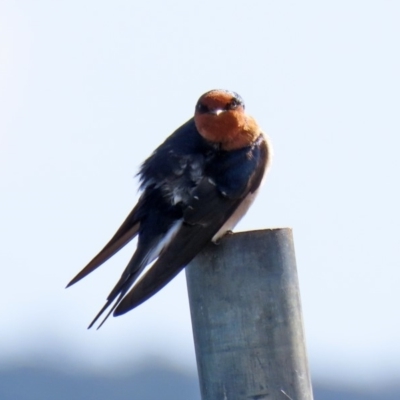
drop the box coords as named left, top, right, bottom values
left=194, top=89, right=259, bottom=150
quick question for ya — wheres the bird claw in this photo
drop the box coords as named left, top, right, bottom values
left=212, top=230, right=233, bottom=246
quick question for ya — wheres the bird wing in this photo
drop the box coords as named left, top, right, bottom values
left=66, top=202, right=141, bottom=287
left=67, top=119, right=208, bottom=289
left=87, top=177, right=242, bottom=329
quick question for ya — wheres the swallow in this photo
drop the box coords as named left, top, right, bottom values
left=67, top=89, right=272, bottom=329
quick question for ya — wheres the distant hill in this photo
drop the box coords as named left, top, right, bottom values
left=0, top=364, right=398, bottom=400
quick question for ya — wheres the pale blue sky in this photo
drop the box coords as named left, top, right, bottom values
left=1, top=0, right=399, bottom=385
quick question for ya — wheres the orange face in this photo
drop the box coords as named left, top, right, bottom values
left=194, top=90, right=260, bottom=151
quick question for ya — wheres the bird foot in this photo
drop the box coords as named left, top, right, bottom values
left=212, top=230, right=233, bottom=245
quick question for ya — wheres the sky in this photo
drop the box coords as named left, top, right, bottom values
left=1, top=0, right=399, bottom=386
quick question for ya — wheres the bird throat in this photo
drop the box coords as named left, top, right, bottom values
left=196, top=113, right=260, bottom=151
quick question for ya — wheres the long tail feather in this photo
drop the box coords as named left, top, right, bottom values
left=87, top=238, right=161, bottom=328
left=88, top=291, right=126, bottom=330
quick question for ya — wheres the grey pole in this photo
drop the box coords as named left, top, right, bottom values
left=186, top=228, right=313, bottom=400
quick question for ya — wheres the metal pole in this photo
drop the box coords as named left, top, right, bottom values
left=186, top=228, right=313, bottom=400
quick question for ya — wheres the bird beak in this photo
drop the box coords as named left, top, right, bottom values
left=210, top=109, right=224, bottom=116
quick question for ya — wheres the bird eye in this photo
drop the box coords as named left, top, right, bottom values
left=196, top=103, right=209, bottom=113
left=226, top=99, right=240, bottom=110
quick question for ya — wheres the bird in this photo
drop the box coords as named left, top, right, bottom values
left=67, top=89, right=272, bottom=329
